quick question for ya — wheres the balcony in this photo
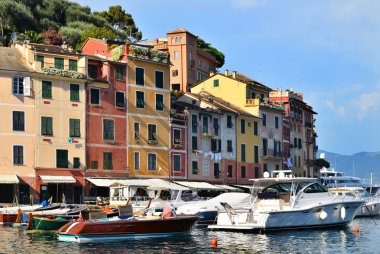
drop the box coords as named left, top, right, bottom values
left=41, top=67, right=87, bottom=79
left=245, top=98, right=260, bottom=107
left=262, top=149, right=283, bottom=161
left=128, top=45, right=169, bottom=64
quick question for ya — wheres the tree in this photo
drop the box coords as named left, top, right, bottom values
left=96, top=5, right=142, bottom=41
left=60, top=21, right=95, bottom=49
left=314, top=159, right=330, bottom=169
left=19, top=31, right=44, bottom=43
left=80, top=27, right=117, bottom=48
left=43, top=28, right=63, bottom=45
left=196, top=38, right=225, bottom=68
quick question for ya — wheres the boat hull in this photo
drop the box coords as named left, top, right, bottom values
left=29, top=217, right=70, bottom=231
left=209, top=201, right=364, bottom=232
left=355, top=201, right=380, bottom=217
left=56, top=215, right=199, bottom=243
left=0, top=214, right=18, bottom=225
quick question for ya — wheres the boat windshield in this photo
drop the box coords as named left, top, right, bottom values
left=303, top=182, right=328, bottom=193
left=262, top=183, right=292, bottom=193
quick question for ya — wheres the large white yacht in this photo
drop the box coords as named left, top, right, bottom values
left=208, top=177, right=365, bottom=232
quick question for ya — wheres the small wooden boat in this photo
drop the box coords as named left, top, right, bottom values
left=27, top=216, right=71, bottom=231
left=0, top=213, right=18, bottom=225
left=56, top=213, right=199, bottom=243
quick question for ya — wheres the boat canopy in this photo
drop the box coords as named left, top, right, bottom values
left=0, top=174, right=19, bottom=184
left=213, top=184, right=240, bottom=191
left=174, top=181, right=224, bottom=190
left=40, top=175, right=76, bottom=183
left=87, top=178, right=189, bottom=191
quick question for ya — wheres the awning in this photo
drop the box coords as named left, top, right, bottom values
left=86, top=178, right=122, bottom=187
left=40, top=175, right=76, bottom=184
left=0, top=174, right=19, bottom=184
left=214, top=184, right=240, bottom=191
left=174, top=181, right=224, bottom=190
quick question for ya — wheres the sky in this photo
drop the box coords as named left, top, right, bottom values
left=75, top=0, right=380, bottom=155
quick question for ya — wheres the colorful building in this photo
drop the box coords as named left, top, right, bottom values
left=152, top=28, right=219, bottom=92
left=0, top=47, right=34, bottom=204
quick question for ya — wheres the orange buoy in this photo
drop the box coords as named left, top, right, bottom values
left=354, top=226, right=359, bottom=233
left=211, top=238, right=218, bottom=248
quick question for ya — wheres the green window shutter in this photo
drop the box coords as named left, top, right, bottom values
left=254, top=121, right=258, bottom=136
left=241, top=144, right=246, bottom=162
left=103, top=119, right=114, bottom=140
left=69, top=59, right=77, bottom=71
left=91, top=160, right=98, bottom=169
left=192, top=136, right=198, bottom=150
left=90, top=88, right=100, bottom=104
left=41, top=117, right=53, bottom=136
left=155, top=71, right=163, bottom=88
left=70, top=84, right=80, bottom=101
left=136, top=91, right=144, bottom=108
left=213, top=79, right=219, bottom=87
left=56, top=149, right=68, bottom=168
left=136, top=67, right=144, bottom=85
left=155, top=94, right=164, bottom=111
left=70, top=119, right=80, bottom=137
left=42, top=81, right=52, bottom=99
left=116, top=65, right=124, bottom=80
left=103, top=152, right=113, bottom=170
left=116, top=91, right=125, bottom=108
left=73, top=157, right=80, bottom=168
left=36, top=55, right=44, bottom=68
left=55, top=58, right=64, bottom=69
left=13, top=145, right=23, bottom=165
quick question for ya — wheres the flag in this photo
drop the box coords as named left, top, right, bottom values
left=287, top=156, right=293, bottom=169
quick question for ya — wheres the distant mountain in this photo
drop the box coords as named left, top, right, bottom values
left=317, top=150, right=380, bottom=184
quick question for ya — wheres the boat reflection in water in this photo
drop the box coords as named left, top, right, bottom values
left=209, top=176, right=365, bottom=232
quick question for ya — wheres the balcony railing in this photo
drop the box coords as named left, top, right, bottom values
left=262, top=149, right=283, bottom=160
left=128, top=45, right=169, bottom=64
left=41, top=67, right=87, bottom=79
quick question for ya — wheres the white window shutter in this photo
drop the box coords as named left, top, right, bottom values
left=24, top=77, right=31, bottom=96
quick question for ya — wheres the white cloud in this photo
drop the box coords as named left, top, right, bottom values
left=354, top=92, right=380, bottom=120
left=324, top=100, right=346, bottom=118
left=336, top=106, right=346, bottom=117
left=325, top=100, right=334, bottom=110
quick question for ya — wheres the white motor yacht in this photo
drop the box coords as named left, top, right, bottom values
left=208, top=177, right=365, bottom=232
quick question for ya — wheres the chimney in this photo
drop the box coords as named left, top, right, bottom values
left=224, top=69, right=229, bottom=76
left=210, top=71, right=215, bottom=77
left=232, top=71, right=237, bottom=79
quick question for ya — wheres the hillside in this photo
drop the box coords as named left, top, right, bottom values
left=317, top=150, right=380, bottom=184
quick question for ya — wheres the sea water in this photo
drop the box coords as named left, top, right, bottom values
left=0, top=218, right=379, bottom=253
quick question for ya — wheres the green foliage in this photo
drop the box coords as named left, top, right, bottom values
left=196, top=38, right=225, bottom=68
left=111, top=45, right=124, bottom=61
left=80, top=27, right=116, bottom=48
left=18, top=31, right=44, bottom=43
left=60, top=21, right=95, bottom=50
left=314, top=159, right=330, bottom=169
left=41, top=67, right=87, bottom=79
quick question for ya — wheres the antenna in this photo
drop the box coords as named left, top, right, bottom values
left=353, top=154, right=355, bottom=177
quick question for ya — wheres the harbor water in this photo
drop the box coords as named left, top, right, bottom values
left=1, top=218, right=379, bottom=253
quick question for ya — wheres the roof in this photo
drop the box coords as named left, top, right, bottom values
left=0, top=174, right=19, bottom=184
left=234, top=73, right=272, bottom=91
left=30, top=43, right=81, bottom=56
left=40, top=175, right=76, bottom=183
left=0, top=47, right=31, bottom=73
left=167, top=28, right=196, bottom=37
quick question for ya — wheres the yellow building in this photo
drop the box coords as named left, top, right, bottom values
left=127, top=44, right=171, bottom=178
left=0, top=47, right=35, bottom=203
left=15, top=43, right=87, bottom=203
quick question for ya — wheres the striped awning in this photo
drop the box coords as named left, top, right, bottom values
left=40, top=175, right=76, bottom=183
left=174, top=181, right=224, bottom=190
left=0, top=174, right=19, bottom=184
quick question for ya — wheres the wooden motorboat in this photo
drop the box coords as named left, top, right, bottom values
left=26, top=215, right=72, bottom=231
left=56, top=213, right=199, bottom=243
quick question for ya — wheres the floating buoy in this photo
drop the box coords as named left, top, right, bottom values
left=354, top=226, right=359, bottom=233
left=211, top=238, right=218, bottom=248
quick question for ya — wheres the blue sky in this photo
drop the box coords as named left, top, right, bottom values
left=75, top=0, right=380, bottom=155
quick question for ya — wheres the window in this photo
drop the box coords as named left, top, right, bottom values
left=213, top=118, right=219, bottom=136
left=116, top=65, right=124, bottom=81
left=56, top=149, right=68, bottom=168
left=192, top=115, right=198, bottom=134
left=262, top=113, right=267, bottom=127
left=227, top=140, right=233, bottom=152
left=90, top=88, right=100, bottom=105
left=42, top=80, right=52, bottom=99
left=173, top=154, right=181, bottom=172
left=227, top=165, right=233, bottom=178
left=136, top=91, right=145, bottom=108
left=54, top=58, right=64, bottom=69
left=298, top=138, right=302, bottom=149
left=12, top=76, right=24, bottom=95
left=103, top=152, right=113, bottom=170
left=116, top=91, right=125, bottom=108
left=41, top=117, right=53, bottom=136
left=35, top=55, right=44, bottom=68
left=211, top=139, right=221, bottom=152
left=69, top=59, right=77, bottom=71
left=227, top=115, right=233, bottom=128
left=155, top=71, right=164, bottom=88
left=254, top=121, right=258, bottom=136
left=263, top=139, right=268, bottom=156
left=103, top=119, right=114, bottom=141
left=202, top=116, right=209, bottom=133
left=241, top=166, right=246, bottom=178
left=148, top=153, right=157, bottom=171
left=214, top=163, right=220, bottom=177
left=263, top=163, right=267, bottom=172
left=70, top=84, right=80, bottom=102
left=174, top=51, right=179, bottom=60
left=241, top=119, right=245, bottom=134
left=88, top=64, right=97, bottom=79
left=172, top=84, right=180, bottom=91
left=148, top=124, right=157, bottom=141
left=13, top=145, right=23, bottom=165
left=134, top=152, right=140, bottom=170
left=174, top=129, right=181, bottom=145
left=69, top=119, right=81, bottom=137
left=136, top=67, right=144, bottom=85
left=13, top=111, right=25, bottom=131
left=91, top=160, right=98, bottom=169
left=241, top=144, right=246, bottom=162
left=156, top=94, right=164, bottom=111
left=175, top=37, right=178, bottom=43
left=172, top=70, right=178, bottom=77
left=275, top=116, right=279, bottom=129
left=294, top=138, right=297, bottom=148
left=254, top=145, right=259, bottom=163
left=192, top=161, right=199, bottom=175
left=134, top=122, right=140, bottom=140
left=192, top=136, right=198, bottom=150
left=254, top=167, right=260, bottom=178
left=73, top=157, right=80, bottom=168
left=213, top=79, right=219, bottom=87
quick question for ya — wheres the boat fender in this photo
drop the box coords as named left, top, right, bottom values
left=340, top=207, right=346, bottom=220
left=319, top=210, right=328, bottom=220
